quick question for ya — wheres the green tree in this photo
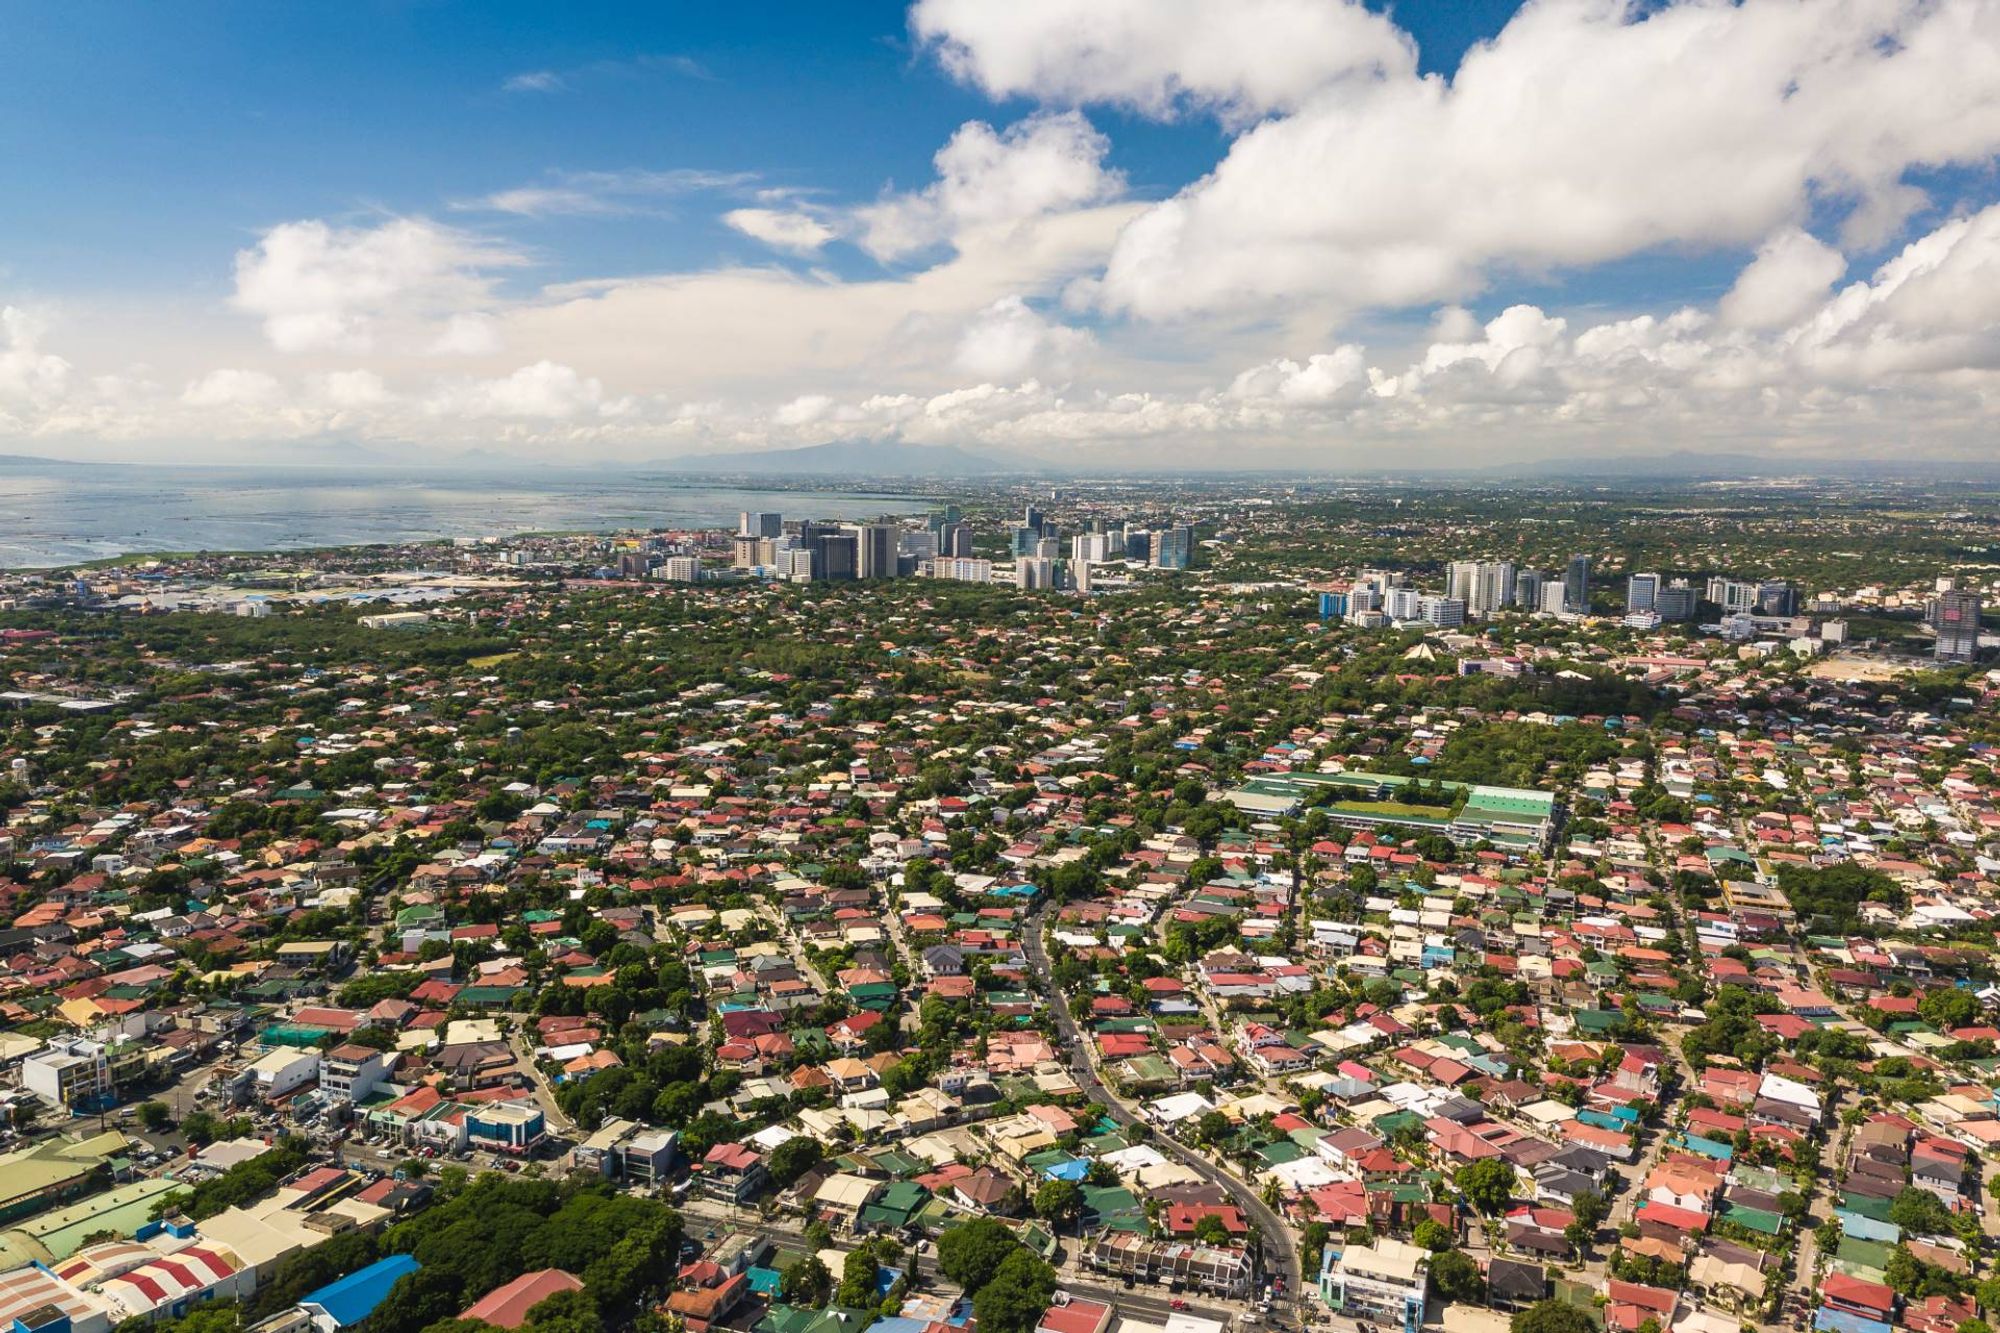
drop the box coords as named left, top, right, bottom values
left=1033, top=1179, right=1084, bottom=1231
left=1512, top=1300, right=1596, bottom=1333
left=782, top=1256, right=833, bottom=1308
left=1432, top=1249, right=1485, bottom=1303
left=1455, top=1159, right=1516, bottom=1215
left=970, top=1250, right=1057, bottom=1333
left=137, top=1101, right=172, bottom=1132
left=936, top=1218, right=1023, bottom=1294
left=767, top=1136, right=825, bottom=1188
left=1413, top=1219, right=1454, bottom=1252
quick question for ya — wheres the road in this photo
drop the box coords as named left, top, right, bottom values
left=1021, top=905, right=1304, bottom=1314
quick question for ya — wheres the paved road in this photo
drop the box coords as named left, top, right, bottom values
left=1021, top=905, right=1304, bottom=1313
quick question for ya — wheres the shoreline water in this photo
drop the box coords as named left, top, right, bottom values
left=0, top=462, right=928, bottom=570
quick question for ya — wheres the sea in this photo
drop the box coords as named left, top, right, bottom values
left=0, top=462, right=927, bottom=569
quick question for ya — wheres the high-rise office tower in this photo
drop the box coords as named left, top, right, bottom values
left=1420, top=596, right=1467, bottom=628
left=942, top=522, right=973, bottom=558
left=1126, top=531, right=1153, bottom=562
left=1931, top=589, right=1982, bottom=662
left=1456, top=561, right=1515, bottom=617
left=1017, top=557, right=1056, bottom=590
left=1152, top=525, right=1194, bottom=571
left=1023, top=504, right=1044, bottom=535
left=1627, top=573, right=1661, bottom=613
left=1540, top=582, right=1568, bottom=615
left=1564, top=555, right=1590, bottom=613
left=1657, top=582, right=1697, bottom=622
left=1072, top=532, right=1112, bottom=564
left=851, top=523, right=897, bottom=579
left=1514, top=570, right=1544, bottom=610
left=1755, top=581, right=1796, bottom=617
left=740, top=511, right=783, bottom=539
left=1012, top=526, right=1040, bottom=558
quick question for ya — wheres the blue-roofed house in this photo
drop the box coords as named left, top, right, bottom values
left=301, top=1254, right=422, bottom=1332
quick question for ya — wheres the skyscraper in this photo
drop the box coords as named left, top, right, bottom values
left=1627, top=573, right=1660, bottom=613
left=941, top=522, right=973, bottom=558
left=1152, top=525, right=1194, bottom=571
left=740, top=511, right=782, bottom=539
left=851, top=523, right=897, bottom=579
left=1657, top=581, right=1697, bottom=622
left=1563, top=555, right=1590, bottom=613
left=1931, top=589, right=1983, bottom=662
left=1514, top=570, right=1544, bottom=610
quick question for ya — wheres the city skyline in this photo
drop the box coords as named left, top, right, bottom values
left=4, top=1, right=2000, bottom=468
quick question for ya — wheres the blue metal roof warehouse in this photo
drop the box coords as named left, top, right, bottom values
left=301, top=1253, right=421, bottom=1330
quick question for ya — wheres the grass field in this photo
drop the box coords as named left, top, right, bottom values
left=1325, top=799, right=1453, bottom=821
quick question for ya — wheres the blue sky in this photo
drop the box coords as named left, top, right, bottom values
left=2, top=0, right=1998, bottom=465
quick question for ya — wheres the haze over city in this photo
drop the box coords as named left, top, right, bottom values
left=5, top=0, right=2000, bottom=468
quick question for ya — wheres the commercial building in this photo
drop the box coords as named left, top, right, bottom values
left=1319, top=1239, right=1429, bottom=1333
left=1627, top=573, right=1660, bottom=613
left=22, top=1039, right=113, bottom=1112
left=248, top=1048, right=320, bottom=1102
left=300, top=1254, right=421, bottom=1333
left=927, top=558, right=992, bottom=584
left=357, top=612, right=430, bottom=631
left=1931, top=589, right=1983, bottom=662
left=661, top=557, right=702, bottom=583
left=739, top=512, right=783, bottom=539
left=319, top=1046, right=391, bottom=1105
left=851, top=524, right=897, bottom=580
left=1656, top=581, right=1698, bottom=621
left=464, top=1102, right=547, bottom=1155
left=1152, top=525, right=1195, bottom=571
left=1563, top=555, right=1590, bottom=613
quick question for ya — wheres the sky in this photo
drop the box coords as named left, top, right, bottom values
left=3, top=0, right=2000, bottom=468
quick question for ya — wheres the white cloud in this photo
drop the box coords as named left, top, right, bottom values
left=181, top=368, right=283, bottom=408
left=1720, top=228, right=1848, bottom=330
left=231, top=218, right=523, bottom=353
left=1227, top=346, right=1367, bottom=404
left=853, top=112, right=1124, bottom=262
left=952, top=295, right=1093, bottom=379
left=433, top=361, right=610, bottom=419
left=723, top=208, right=837, bottom=255
left=0, top=307, right=72, bottom=407
left=1089, top=0, right=2000, bottom=319
left=460, top=169, right=759, bottom=218
left=911, top=0, right=1414, bottom=124
left=308, top=369, right=390, bottom=408
left=503, top=70, right=563, bottom=93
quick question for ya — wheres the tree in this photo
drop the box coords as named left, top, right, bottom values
left=767, top=1136, right=825, bottom=1188
left=1193, top=1111, right=1232, bottom=1145
left=937, top=1218, right=1022, bottom=1294
left=1412, top=1219, right=1454, bottom=1252
left=1512, top=1300, right=1597, bottom=1333
left=1033, top=1179, right=1083, bottom=1231
left=1570, top=1190, right=1609, bottom=1231
left=836, top=1247, right=880, bottom=1308
left=970, top=1250, right=1057, bottom=1333
left=1455, top=1159, right=1516, bottom=1215
left=782, top=1256, right=832, bottom=1308
left=1432, top=1249, right=1485, bottom=1303
left=1192, top=1215, right=1232, bottom=1245
left=137, top=1101, right=171, bottom=1132
left=1890, top=1187, right=1956, bottom=1238
left=1919, top=987, right=1979, bottom=1033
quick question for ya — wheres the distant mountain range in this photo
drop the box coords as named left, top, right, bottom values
left=661, top=439, right=1029, bottom=477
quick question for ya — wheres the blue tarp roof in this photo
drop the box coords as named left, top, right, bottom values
left=1043, top=1159, right=1090, bottom=1182
left=303, top=1254, right=421, bottom=1328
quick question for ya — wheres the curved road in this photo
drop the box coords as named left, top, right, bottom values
left=1022, top=907, right=1303, bottom=1315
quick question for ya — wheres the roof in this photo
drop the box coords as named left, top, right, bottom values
left=460, top=1268, right=584, bottom=1328
left=302, top=1254, right=422, bottom=1328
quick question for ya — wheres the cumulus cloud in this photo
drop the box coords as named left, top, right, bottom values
left=433, top=361, right=614, bottom=419
left=232, top=218, right=524, bottom=353
left=0, top=307, right=72, bottom=407
left=911, top=0, right=1414, bottom=124
left=723, top=208, right=837, bottom=255
left=952, top=296, right=1093, bottom=379
left=853, top=112, right=1124, bottom=262
left=1088, top=0, right=2000, bottom=319
left=1720, top=228, right=1848, bottom=330
left=181, top=368, right=283, bottom=408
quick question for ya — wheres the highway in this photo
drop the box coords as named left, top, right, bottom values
left=1019, top=905, right=1304, bottom=1318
